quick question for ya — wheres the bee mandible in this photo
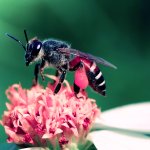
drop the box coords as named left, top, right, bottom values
left=6, top=30, right=117, bottom=96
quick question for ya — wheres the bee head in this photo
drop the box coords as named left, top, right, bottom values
left=6, top=30, right=43, bottom=66
left=25, top=38, right=43, bottom=66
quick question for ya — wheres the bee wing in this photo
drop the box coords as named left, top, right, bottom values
left=59, top=48, right=117, bottom=69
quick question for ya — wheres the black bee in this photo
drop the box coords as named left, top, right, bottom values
left=6, top=30, right=117, bottom=96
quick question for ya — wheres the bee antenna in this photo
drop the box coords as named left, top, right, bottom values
left=24, top=29, right=29, bottom=43
left=5, top=33, right=26, bottom=50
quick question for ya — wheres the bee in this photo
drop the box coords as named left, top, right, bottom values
left=6, top=30, right=117, bottom=96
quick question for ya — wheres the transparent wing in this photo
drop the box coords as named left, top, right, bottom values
left=59, top=48, right=117, bottom=69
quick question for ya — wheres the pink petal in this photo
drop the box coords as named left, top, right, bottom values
left=4, top=126, right=24, bottom=143
left=42, top=133, right=52, bottom=139
left=71, top=127, right=79, bottom=137
left=55, top=128, right=63, bottom=135
left=62, top=123, right=69, bottom=128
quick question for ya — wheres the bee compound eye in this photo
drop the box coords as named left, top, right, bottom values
left=37, top=44, right=41, bottom=50
left=33, top=41, right=42, bottom=50
left=30, top=42, right=41, bottom=56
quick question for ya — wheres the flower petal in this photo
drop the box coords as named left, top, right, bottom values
left=1, top=79, right=100, bottom=147
left=88, top=130, right=150, bottom=150
left=94, top=102, right=150, bottom=133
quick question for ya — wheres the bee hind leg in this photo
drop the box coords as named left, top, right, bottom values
left=69, top=62, right=85, bottom=96
left=74, top=83, right=86, bottom=99
left=74, top=82, right=80, bottom=94
left=69, top=62, right=83, bottom=71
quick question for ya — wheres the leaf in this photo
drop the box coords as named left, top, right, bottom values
left=0, top=143, right=19, bottom=150
left=78, top=140, right=97, bottom=150
left=19, top=147, right=49, bottom=150
left=86, top=143, right=97, bottom=150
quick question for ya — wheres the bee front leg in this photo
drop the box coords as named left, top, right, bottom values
left=33, top=60, right=46, bottom=86
left=54, top=69, right=66, bottom=94
left=39, top=59, right=46, bottom=81
left=33, top=63, right=40, bottom=86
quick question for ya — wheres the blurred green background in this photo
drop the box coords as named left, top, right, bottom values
left=0, top=0, right=150, bottom=145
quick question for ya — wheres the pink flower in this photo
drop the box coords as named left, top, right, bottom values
left=1, top=75, right=100, bottom=148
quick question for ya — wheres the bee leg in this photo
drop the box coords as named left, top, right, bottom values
left=55, top=70, right=60, bottom=77
left=54, top=69, right=66, bottom=94
left=32, top=63, right=40, bottom=86
left=69, top=62, right=84, bottom=95
left=74, top=83, right=80, bottom=94
left=52, top=70, right=60, bottom=84
left=69, top=62, right=83, bottom=71
left=32, top=60, right=46, bottom=86
left=74, top=83, right=85, bottom=99
left=39, top=59, right=46, bottom=81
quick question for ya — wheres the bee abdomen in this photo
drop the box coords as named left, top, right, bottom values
left=95, top=70, right=106, bottom=95
left=87, top=62, right=106, bottom=96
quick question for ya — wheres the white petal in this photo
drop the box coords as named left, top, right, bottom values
left=89, top=102, right=150, bottom=150
left=95, top=102, right=150, bottom=133
left=88, top=130, right=150, bottom=150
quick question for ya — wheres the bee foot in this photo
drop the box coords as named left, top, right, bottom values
left=42, top=76, right=45, bottom=81
left=75, top=93, right=84, bottom=99
left=32, top=79, right=38, bottom=87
